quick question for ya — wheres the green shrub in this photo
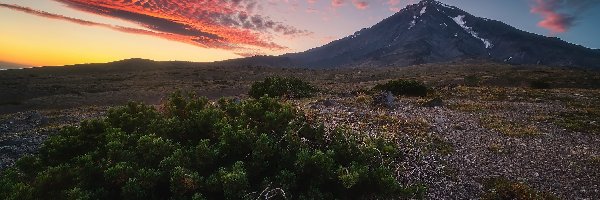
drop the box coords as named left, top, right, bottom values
left=464, top=75, right=481, bottom=87
left=529, top=80, right=551, bottom=89
left=373, top=80, right=429, bottom=97
left=1, top=92, right=422, bottom=199
left=249, top=76, right=317, bottom=99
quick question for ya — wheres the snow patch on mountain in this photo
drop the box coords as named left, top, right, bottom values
left=437, top=1, right=455, bottom=10
left=349, top=30, right=363, bottom=39
left=420, top=6, right=427, bottom=16
left=452, top=15, right=493, bottom=49
left=408, top=16, right=417, bottom=29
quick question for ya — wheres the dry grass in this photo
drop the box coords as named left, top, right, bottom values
left=480, top=115, right=540, bottom=137
left=482, top=178, right=558, bottom=200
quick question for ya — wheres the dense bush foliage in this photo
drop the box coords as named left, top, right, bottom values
left=249, top=76, right=317, bottom=99
left=373, top=80, right=429, bottom=97
left=0, top=91, right=423, bottom=199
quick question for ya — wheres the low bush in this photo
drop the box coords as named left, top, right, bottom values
left=373, top=80, right=429, bottom=97
left=0, top=92, right=423, bottom=199
left=249, top=76, right=317, bottom=99
left=464, top=75, right=481, bottom=87
left=529, top=80, right=551, bottom=89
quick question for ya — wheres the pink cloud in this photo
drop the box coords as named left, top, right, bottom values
left=387, top=0, right=401, bottom=6
left=331, top=0, right=345, bottom=7
left=530, top=0, right=574, bottom=33
left=352, top=0, right=369, bottom=10
left=530, top=0, right=599, bottom=34
left=0, top=3, right=221, bottom=49
left=4, top=0, right=314, bottom=55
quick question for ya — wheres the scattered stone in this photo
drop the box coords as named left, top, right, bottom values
left=232, top=97, right=242, bottom=104
left=424, top=97, right=444, bottom=107
left=0, top=108, right=107, bottom=170
left=322, top=99, right=335, bottom=107
left=373, top=91, right=395, bottom=108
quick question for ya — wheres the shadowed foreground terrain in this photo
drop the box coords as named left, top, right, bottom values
left=1, top=59, right=600, bottom=199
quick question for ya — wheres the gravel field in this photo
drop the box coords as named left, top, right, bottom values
left=292, top=88, right=600, bottom=199
left=0, top=108, right=107, bottom=170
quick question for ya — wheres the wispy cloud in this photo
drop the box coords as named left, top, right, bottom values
left=352, top=0, right=369, bottom=10
left=3, top=0, right=313, bottom=56
left=0, top=3, right=201, bottom=48
left=530, top=0, right=599, bottom=33
left=331, top=0, right=345, bottom=7
left=330, top=0, right=370, bottom=10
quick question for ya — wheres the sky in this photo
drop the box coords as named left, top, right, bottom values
left=1, top=0, right=599, bottom=67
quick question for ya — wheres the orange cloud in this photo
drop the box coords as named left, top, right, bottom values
left=4, top=0, right=312, bottom=55
left=0, top=4, right=216, bottom=48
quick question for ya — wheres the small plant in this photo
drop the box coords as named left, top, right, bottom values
left=480, top=115, right=540, bottom=137
left=464, top=75, right=481, bottom=87
left=588, top=155, right=600, bottom=167
left=355, top=93, right=372, bottom=105
left=529, top=80, right=551, bottom=89
left=555, top=109, right=600, bottom=134
left=0, top=100, right=22, bottom=106
left=488, top=143, right=505, bottom=154
left=249, top=76, right=317, bottom=99
left=482, top=178, right=558, bottom=200
left=373, top=80, right=429, bottom=97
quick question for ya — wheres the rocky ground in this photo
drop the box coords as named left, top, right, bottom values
left=0, top=107, right=107, bottom=169
left=289, top=86, right=600, bottom=199
left=1, top=61, right=599, bottom=199
left=1, top=86, right=599, bottom=199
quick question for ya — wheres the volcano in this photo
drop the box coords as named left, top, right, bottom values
left=228, top=0, right=600, bottom=68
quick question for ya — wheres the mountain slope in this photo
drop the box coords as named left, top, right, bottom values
left=231, top=0, right=600, bottom=68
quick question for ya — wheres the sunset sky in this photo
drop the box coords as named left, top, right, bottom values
left=1, top=0, right=599, bottom=67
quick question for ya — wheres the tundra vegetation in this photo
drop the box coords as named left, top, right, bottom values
left=0, top=91, right=424, bottom=200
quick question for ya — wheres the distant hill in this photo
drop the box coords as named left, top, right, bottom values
left=222, top=0, right=600, bottom=68
left=0, top=61, right=32, bottom=70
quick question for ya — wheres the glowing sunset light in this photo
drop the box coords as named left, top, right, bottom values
left=1, top=0, right=599, bottom=67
